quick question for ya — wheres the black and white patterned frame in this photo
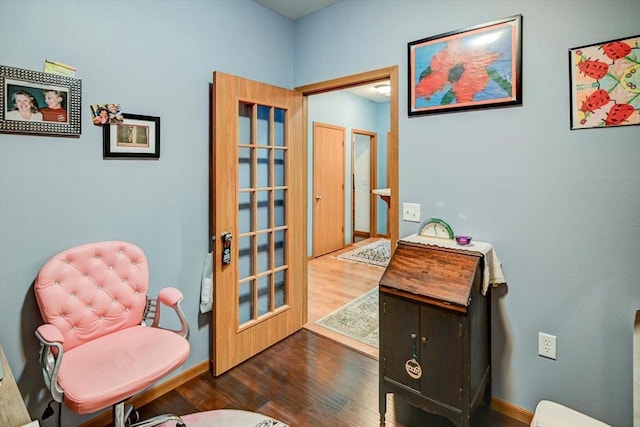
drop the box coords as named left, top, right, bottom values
left=0, top=65, right=82, bottom=137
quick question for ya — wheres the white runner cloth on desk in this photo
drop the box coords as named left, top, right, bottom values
left=399, top=234, right=506, bottom=295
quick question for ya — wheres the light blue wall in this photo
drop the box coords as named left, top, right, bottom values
left=0, top=0, right=293, bottom=424
left=295, top=1, right=640, bottom=426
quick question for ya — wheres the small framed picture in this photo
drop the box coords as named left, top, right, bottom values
left=569, top=34, right=640, bottom=130
left=0, top=65, right=82, bottom=136
left=91, top=103, right=124, bottom=125
left=103, top=113, right=160, bottom=159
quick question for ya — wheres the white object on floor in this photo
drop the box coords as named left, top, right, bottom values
left=530, top=400, right=610, bottom=427
left=158, top=409, right=288, bottom=426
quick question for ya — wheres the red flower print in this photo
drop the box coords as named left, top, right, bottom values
left=415, top=39, right=501, bottom=103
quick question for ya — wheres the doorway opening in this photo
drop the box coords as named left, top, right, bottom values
left=297, top=66, right=398, bottom=355
left=298, top=66, right=398, bottom=256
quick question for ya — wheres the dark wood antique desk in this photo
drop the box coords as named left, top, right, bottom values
left=379, top=241, right=490, bottom=427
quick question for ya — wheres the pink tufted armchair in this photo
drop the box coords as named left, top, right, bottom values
left=33, top=241, right=190, bottom=427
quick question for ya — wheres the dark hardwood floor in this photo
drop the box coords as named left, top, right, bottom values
left=134, top=330, right=526, bottom=427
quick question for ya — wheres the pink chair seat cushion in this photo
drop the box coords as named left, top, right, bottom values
left=57, top=325, right=190, bottom=414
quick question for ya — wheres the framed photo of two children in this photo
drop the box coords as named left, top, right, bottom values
left=0, top=65, right=81, bottom=136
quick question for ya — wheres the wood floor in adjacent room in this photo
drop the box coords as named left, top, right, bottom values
left=135, top=238, right=527, bottom=427
left=304, top=238, right=386, bottom=359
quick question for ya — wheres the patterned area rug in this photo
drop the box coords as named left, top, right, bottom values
left=158, top=409, right=288, bottom=426
left=336, top=239, right=391, bottom=267
left=315, top=288, right=378, bottom=347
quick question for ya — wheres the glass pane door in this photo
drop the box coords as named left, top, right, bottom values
left=211, top=71, right=304, bottom=376
left=237, top=102, right=288, bottom=328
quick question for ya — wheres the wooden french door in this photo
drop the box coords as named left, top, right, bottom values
left=312, top=123, right=345, bottom=257
left=210, top=72, right=305, bottom=376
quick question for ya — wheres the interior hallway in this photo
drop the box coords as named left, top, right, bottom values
left=304, top=237, right=388, bottom=359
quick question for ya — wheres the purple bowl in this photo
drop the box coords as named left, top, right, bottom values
left=455, top=235, right=472, bottom=245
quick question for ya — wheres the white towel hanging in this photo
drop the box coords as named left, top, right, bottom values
left=200, top=251, right=213, bottom=313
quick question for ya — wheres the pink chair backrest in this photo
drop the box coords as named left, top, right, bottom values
left=34, top=241, right=149, bottom=352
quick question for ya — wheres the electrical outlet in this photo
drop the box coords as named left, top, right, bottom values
left=402, top=203, right=421, bottom=222
left=538, top=332, right=557, bottom=360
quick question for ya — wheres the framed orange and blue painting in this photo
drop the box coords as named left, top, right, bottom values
left=408, top=15, right=522, bottom=117
left=569, top=35, right=640, bottom=130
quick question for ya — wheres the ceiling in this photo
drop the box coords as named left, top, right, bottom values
left=343, top=82, right=392, bottom=103
left=252, top=0, right=389, bottom=103
left=253, top=0, right=342, bottom=20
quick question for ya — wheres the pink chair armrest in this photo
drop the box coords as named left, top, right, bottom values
left=36, top=324, right=65, bottom=344
left=158, top=287, right=183, bottom=307
left=148, top=287, right=189, bottom=339
left=35, top=324, right=65, bottom=403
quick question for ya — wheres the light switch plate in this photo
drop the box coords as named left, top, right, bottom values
left=402, top=203, right=421, bottom=222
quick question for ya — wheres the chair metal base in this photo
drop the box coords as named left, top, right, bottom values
left=113, top=401, right=185, bottom=427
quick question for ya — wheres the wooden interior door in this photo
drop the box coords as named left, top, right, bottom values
left=210, top=71, right=305, bottom=376
left=312, top=122, right=345, bottom=257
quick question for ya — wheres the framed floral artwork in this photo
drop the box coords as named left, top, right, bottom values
left=569, top=35, right=640, bottom=129
left=408, top=15, right=522, bottom=116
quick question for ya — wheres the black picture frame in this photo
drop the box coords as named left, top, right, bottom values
left=0, top=65, right=82, bottom=136
left=103, top=113, right=160, bottom=159
left=408, top=14, right=523, bottom=116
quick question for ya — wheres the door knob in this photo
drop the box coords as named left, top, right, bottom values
left=315, top=195, right=322, bottom=201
